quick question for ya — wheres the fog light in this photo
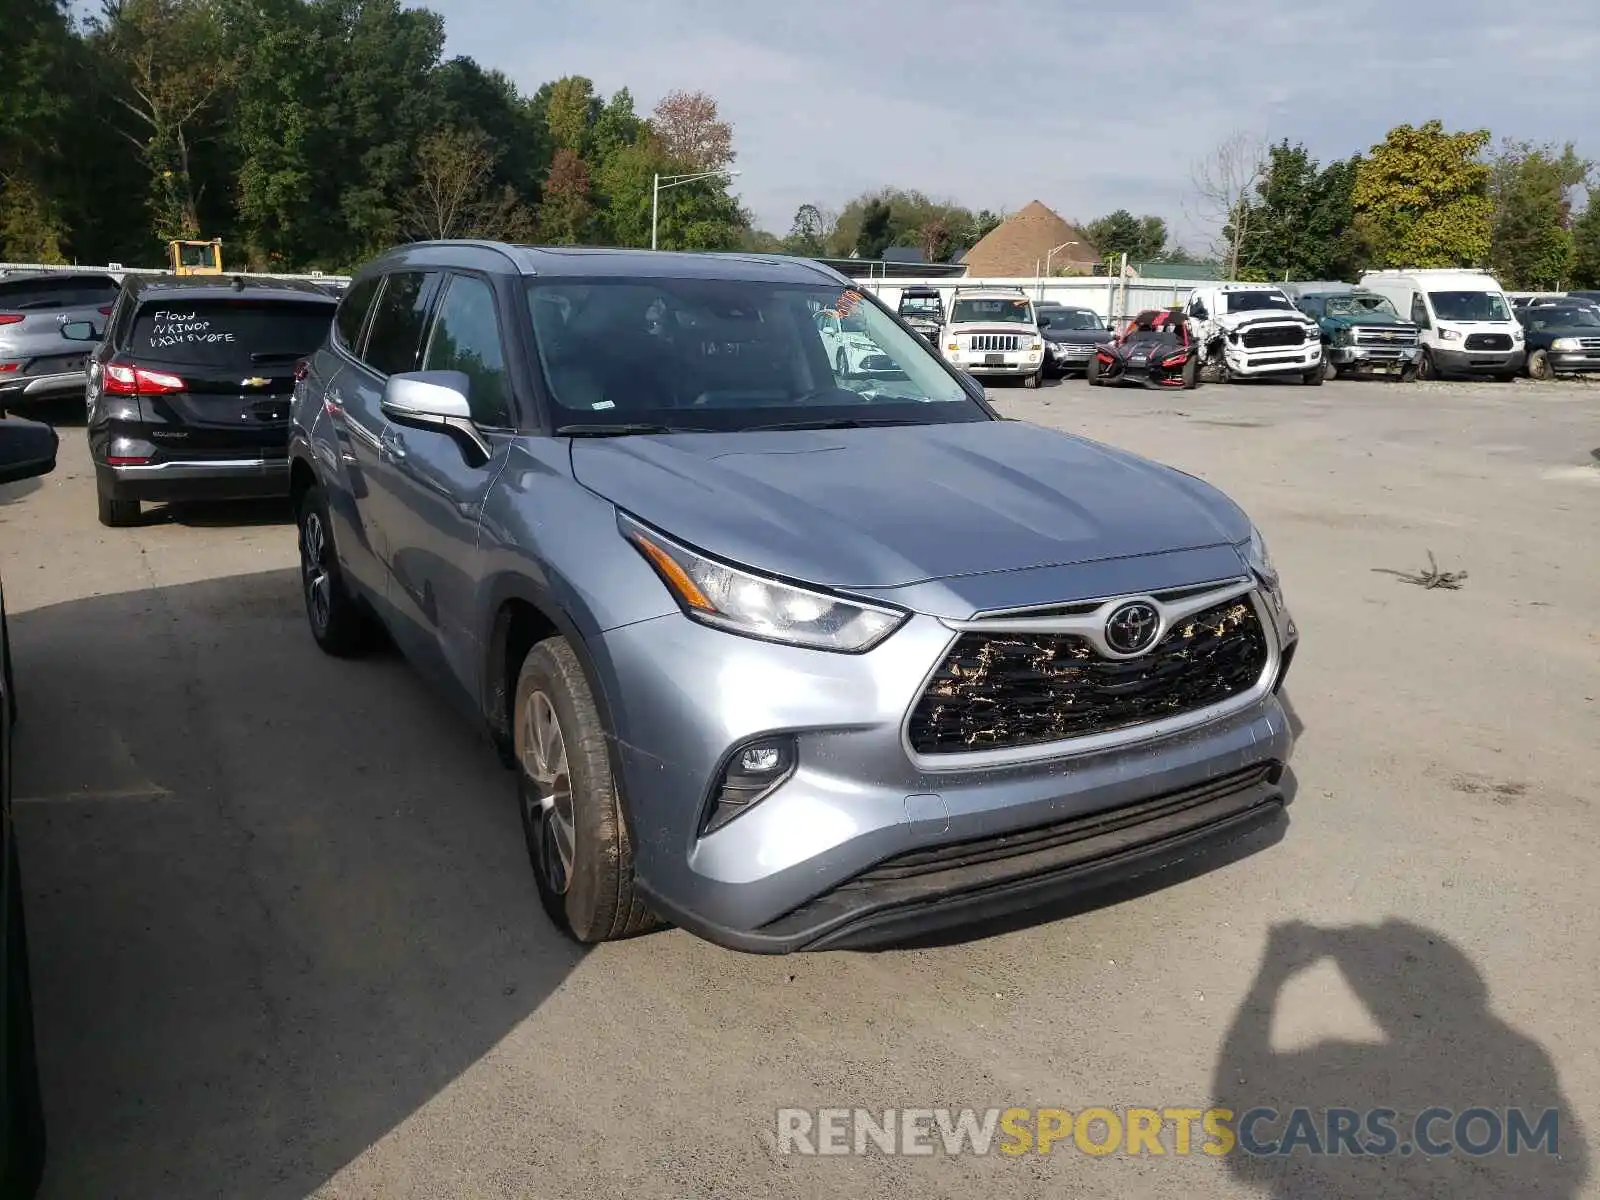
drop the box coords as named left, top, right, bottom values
left=701, top=736, right=797, bottom=835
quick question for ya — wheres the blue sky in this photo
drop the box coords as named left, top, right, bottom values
left=433, top=0, right=1599, bottom=246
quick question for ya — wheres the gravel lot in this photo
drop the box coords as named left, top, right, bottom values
left=1, top=376, right=1596, bottom=1199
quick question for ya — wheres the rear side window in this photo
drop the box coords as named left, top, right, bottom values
left=0, top=274, right=120, bottom=311
left=334, top=276, right=379, bottom=351
left=131, top=299, right=336, bottom=366
left=423, top=275, right=512, bottom=426
left=362, top=271, right=438, bottom=375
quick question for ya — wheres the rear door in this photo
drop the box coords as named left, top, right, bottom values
left=125, top=296, right=336, bottom=458
left=0, top=274, right=120, bottom=382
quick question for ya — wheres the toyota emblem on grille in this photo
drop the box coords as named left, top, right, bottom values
left=1104, top=601, right=1160, bottom=655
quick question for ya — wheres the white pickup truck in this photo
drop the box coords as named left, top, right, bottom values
left=938, top=287, right=1046, bottom=388
left=1182, top=283, right=1324, bottom=385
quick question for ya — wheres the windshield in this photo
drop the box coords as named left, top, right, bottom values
left=1325, top=294, right=1399, bottom=318
left=1225, top=291, right=1294, bottom=313
left=131, top=299, right=335, bottom=365
left=1428, top=291, right=1511, bottom=322
left=1533, top=308, right=1600, bottom=328
left=949, top=297, right=1033, bottom=324
left=526, top=278, right=986, bottom=433
left=1041, top=308, right=1102, bottom=330
left=898, top=296, right=941, bottom=316
left=1124, top=329, right=1179, bottom=349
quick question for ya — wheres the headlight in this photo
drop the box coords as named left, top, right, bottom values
left=1511, top=328, right=1524, bottom=343
left=1439, top=329, right=1461, bottom=341
left=1239, top=526, right=1284, bottom=613
left=1333, top=328, right=1353, bottom=346
left=1552, top=336, right=1580, bottom=351
left=621, top=515, right=908, bottom=652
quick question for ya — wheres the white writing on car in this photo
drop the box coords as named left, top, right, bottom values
left=147, top=310, right=237, bottom=349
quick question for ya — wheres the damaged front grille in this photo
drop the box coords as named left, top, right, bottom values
left=1240, top=326, right=1306, bottom=349
left=1354, top=326, right=1419, bottom=347
left=908, top=598, right=1270, bottom=755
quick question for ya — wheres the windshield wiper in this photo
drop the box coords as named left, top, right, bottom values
left=554, top=422, right=713, bottom=437
left=743, top=416, right=927, bottom=432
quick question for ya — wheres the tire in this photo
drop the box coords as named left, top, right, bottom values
left=1023, top=365, right=1042, bottom=389
left=1181, top=355, right=1199, bottom=390
left=1526, top=349, right=1551, bottom=380
left=514, top=637, right=657, bottom=944
left=297, top=485, right=378, bottom=657
left=97, top=491, right=139, bottom=527
left=1400, top=363, right=1419, bottom=383
left=1302, top=364, right=1323, bottom=386
left=1322, top=359, right=1338, bottom=382
left=834, top=349, right=847, bottom=377
left=1086, top=355, right=1102, bottom=386
left=1417, top=349, right=1437, bottom=381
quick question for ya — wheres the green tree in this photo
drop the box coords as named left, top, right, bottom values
left=1572, top=190, right=1600, bottom=288
left=1489, top=140, right=1590, bottom=289
left=542, top=76, right=598, bottom=156
left=783, top=203, right=827, bottom=256
left=855, top=198, right=892, bottom=259
left=1233, top=142, right=1367, bottom=279
left=1352, top=120, right=1493, bottom=269
left=1083, top=209, right=1166, bottom=263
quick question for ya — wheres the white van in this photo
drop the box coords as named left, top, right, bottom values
left=1357, top=269, right=1524, bottom=380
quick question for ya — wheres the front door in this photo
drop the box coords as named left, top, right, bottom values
left=378, top=271, right=519, bottom=702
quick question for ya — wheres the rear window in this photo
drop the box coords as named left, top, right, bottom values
left=131, top=299, right=335, bottom=365
left=0, top=274, right=120, bottom=311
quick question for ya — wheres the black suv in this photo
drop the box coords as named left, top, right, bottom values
left=79, top=275, right=337, bottom=526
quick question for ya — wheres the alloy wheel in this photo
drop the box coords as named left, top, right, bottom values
left=300, top=510, right=331, bottom=633
left=520, top=690, right=574, bottom=896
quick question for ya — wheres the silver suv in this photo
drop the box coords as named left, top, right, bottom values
left=0, top=271, right=121, bottom=411
left=290, top=242, right=1299, bottom=953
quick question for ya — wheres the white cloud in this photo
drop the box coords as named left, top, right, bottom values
left=435, top=0, right=1600, bottom=246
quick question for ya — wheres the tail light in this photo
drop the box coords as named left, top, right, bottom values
left=103, top=363, right=185, bottom=395
left=293, top=358, right=310, bottom=382
left=0, top=364, right=17, bottom=374
left=0, top=314, right=22, bottom=326
left=98, top=306, right=114, bottom=316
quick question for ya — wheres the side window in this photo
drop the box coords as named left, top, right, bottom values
left=110, top=286, right=138, bottom=346
left=362, top=271, right=439, bottom=375
left=1410, top=293, right=1431, bottom=329
left=334, top=275, right=380, bottom=353
left=421, top=274, right=512, bottom=427
left=1189, top=297, right=1209, bottom=320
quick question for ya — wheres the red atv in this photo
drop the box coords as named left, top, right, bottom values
left=1087, top=308, right=1200, bottom=389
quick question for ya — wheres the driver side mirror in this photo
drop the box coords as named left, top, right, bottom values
left=380, top=370, right=490, bottom=467
left=1037, top=316, right=1051, bottom=328
left=60, top=321, right=100, bottom=342
left=1190, top=304, right=1209, bottom=320
left=0, top=416, right=59, bottom=487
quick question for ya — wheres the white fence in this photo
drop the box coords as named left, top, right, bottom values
left=852, top=274, right=1210, bottom=325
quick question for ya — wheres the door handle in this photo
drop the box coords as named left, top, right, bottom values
left=379, top=429, right=407, bottom=460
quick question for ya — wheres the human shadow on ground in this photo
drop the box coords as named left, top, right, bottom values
left=10, top=568, right=584, bottom=1199
left=1213, top=919, right=1587, bottom=1198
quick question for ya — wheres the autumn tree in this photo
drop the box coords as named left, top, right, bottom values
left=1191, top=130, right=1267, bottom=278
left=1352, top=121, right=1493, bottom=269
left=650, top=89, right=734, bottom=173
left=538, top=148, right=593, bottom=244
left=542, top=75, right=599, bottom=156
left=1488, top=140, right=1590, bottom=288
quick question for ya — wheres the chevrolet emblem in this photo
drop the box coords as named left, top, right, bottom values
left=241, top=376, right=270, bottom=387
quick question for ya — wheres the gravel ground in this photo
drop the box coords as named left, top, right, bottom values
left=0, top=375, right=1595, bottom=1199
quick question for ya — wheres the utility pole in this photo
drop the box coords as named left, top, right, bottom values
left=651, top=169, right=742, bottom=250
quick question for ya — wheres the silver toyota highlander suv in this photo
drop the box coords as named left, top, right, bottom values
left=289, top=242, right=1299, bottom=953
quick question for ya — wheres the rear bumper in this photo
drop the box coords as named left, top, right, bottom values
left=96, top=457, right=290, bottom=502
left=0, top=370, right=87, bottom=402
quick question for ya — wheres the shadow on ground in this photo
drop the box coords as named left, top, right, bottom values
left=10, top=568, right=583, bottom=1199
left=1213, top=919, right=1588, bottom=1198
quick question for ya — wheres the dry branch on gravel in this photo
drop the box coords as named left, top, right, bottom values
left=1372, top=551, right=1468, bottom=590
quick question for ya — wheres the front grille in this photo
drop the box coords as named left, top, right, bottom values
left=1577, top=338, right=1600, bottom=351
left=1240, top=325, right=1305, bottom=349
left=1056, top=343, right=1094, bottom=358
left=1464, top=333, right=1513, bottom=351
left=908, top=598, right=1270, bottom=755
left=1354, top=326, right=1419, bottom=347
left=969, top=334, right=1020, bottom=352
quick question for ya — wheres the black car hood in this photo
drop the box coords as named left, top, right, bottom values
left=1044, top=328, right=1108, bottom=344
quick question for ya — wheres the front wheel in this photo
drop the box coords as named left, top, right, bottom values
left=1023, top=365, right=1042, bottom=389
left=297, top=486, right=378, bottom=657
left=1526, top=349, right=1551, bottom=381
left=1181, top=355, right=1199, bottom=390
left=1400, top=362, right=1419, bottom=383
left=515, top=638, right=657, bottom=944
left=1322, top=359, right=1338, bottom=382
left=1302, top=364, right=1324, bottom=387
left=1417, top=349, right=1438, bottom=381
left=1086, top=356, right=1102, bottom=386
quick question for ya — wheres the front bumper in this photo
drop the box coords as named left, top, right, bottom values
left=1548, top=350, right=1600, bottom=373
left=1328, top=345, right=1422, bottom=369
left=1429, top=345, right=1525, bottom=376
left=1222, top=342, right=1321, bottom=377
left=598, top=581, right=1298, bottom=953
left=0, top=369, right=88, bottom=404
left=1048, top=343, right=1097, bottom=371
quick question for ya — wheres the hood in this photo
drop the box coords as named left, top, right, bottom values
left=569, top=420, right=1249, bottom=590
left=947, top=323, right=1036, bottom=336
left=1215, top=309, right=1316, bottom=332
left=1322, top=311, right=1415, bottom=329
left=1044, top=327, right=1109, bottom=344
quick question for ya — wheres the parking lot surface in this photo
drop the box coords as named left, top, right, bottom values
left=2, top=376, right=1596, bottom=1198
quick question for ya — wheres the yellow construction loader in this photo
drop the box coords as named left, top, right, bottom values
left=168, top=238, right=223, bottom=275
